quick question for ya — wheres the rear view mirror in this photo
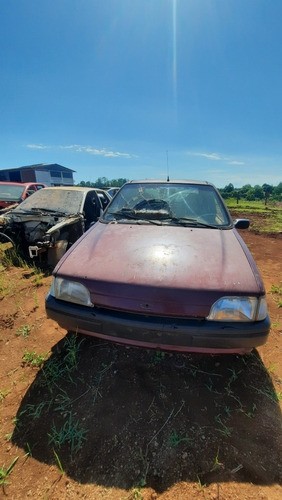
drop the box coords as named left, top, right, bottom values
left=234, top=219, right=250, bottom=229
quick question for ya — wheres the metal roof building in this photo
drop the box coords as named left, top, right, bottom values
left=0, top=163, right=75, bottom=186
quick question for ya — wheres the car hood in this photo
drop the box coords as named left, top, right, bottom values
left=55, top=222, right=264, bottom=317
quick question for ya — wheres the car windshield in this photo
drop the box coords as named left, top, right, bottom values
left=103, top=182, right=231, bottom=227
left=0, top=184, right=25, bottom=202
left=13, top=188, right=85, bottom=215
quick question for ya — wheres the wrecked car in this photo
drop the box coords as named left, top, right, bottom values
left=46, top=179, right=270, bottom=354
left=0, top=186, right=111, bottom=266
left=0, top=181, right=46, bottom=214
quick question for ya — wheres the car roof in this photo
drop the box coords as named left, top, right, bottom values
left=40, top=186, right=106, bottom=192
left=0, top=181, right=43, bottom=186
left=126, top=179, right=213, bottom=186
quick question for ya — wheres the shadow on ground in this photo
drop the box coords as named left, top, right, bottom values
left=12, top=332, right=282, bottom=491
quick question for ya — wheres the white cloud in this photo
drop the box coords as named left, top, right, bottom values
left=188, top=151, right=224, bottom=161
left=26, top=144, right=49, bottom=150
left=227, top=160, right=245, bottom=166
left=187, top=151, right=245, bottom=166
left=26, top=143, right=135, bottom=158
left=199, top=153, right=222, bottom=161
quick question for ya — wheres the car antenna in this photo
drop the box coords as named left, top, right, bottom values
left=166, top=150, right=170, bottom=182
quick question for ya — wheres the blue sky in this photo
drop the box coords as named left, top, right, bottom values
left=1, top=0, right=282, bottom=187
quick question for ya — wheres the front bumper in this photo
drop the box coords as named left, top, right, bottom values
left=45, top=294, right=270, bottom=354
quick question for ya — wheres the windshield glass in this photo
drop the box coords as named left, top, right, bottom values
left=103, top=182, right=231, bottom=227
left=14, top=188, right=85, bottom=214
left=0, top=184, right=25, bottom=202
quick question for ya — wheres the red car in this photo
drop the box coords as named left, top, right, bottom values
left=0, top=181, right=46, bottom=212
left=46, top=180, right=270, bottom=354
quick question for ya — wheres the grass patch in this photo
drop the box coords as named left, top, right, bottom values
left=40, top=333, right=84, bottom=388
left=48, top=412, right=88, bottom=455
left=0, top=456, right=19, bottom=488
left=226, top=199, right=282, bottom=233
left=271, top=282, right=282, bottom=308
left=0, top=389, right=10, bottom=402
left=16, top=324, right=31, bottom=338
left=22, top=351, right=47, bottom=368
left=168, top=429, right=191, bottom=447
left=0, top=272, right=14, bottom=297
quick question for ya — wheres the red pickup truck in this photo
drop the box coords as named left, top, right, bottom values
left=0, top=181, right=46, bottom=213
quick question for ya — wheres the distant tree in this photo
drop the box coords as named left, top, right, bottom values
left=234, top=189, right=241, bottom=204
left=253, top=185, right=264, bottom=200
left=262, top=183, right=273, bottom=206
left=219, top=183, right=234, bottom=199
left=77, top=177, right=128, bottom=189
left=240, top=184, right=252, bottom=196
left=272, top=182, right=282, bottom=201
left=224, top=183, right=235, bottom=194
left=245, top=188, right=256, bottom=201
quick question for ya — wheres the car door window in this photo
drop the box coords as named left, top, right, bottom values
left=98, top=192, right=110, bottom=210
left=83, top=192, right=101, bottom=229
left=26, top=186, right=36, bottom=197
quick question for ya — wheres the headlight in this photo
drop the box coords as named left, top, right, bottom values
left=207, top=296, right=268, bottom=322
left=50, top=277, right=93, bottom=307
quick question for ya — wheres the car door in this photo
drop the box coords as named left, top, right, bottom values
left=24, top=185, right=37, bottom=200
left=83, top=191, right=102, bottom=229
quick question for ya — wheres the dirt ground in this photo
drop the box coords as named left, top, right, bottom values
left=0, top=228, right=281, bottom=499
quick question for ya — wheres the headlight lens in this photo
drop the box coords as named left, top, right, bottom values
left=50, top=277, right=93, bottom=307
left=207, top=296, right=268, bottom=322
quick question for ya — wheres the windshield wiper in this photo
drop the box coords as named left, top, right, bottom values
left=165, top=217, right=219, bottom=229
left=106, top=209, right=162, bottom=225
left=107, top=208, right=139, bottom=220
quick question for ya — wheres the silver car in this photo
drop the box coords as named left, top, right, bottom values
left=0, top=186, right=111, bottom=266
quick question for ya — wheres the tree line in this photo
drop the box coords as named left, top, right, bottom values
left=219, top=182, right=282, bottom=204
left=77, top=177, right=128, bottom=189
left=77, top=178, right=282, bottom=203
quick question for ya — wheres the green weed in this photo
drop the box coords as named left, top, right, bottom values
left=40, top=333, right=84, bottom=388
left=21, top=401, right=51, bottom=419
left=215, top=414, right=232, bottom=437
left=129, top=488, right=143, bottom=500
left=270, top=283, right=282, bottom=308
left=210, top=448, right=224, bottom=472
left=168, top=429, right=191, bottom=447
left=48, top=412, right=88, bottom=455
left=53, top=449, right=65, bottom=475
left=196, top=474, right=206, bottom=490
left=239, top=403, right=257, bottom=419
left=26, top=443, right=32, bottom=458
left=22, top=351, right=47, bottom=368
left=33, top=290, right=39, bottom=309
left=54, top=390, right=72, bottom=416
left=0, top=273, right=13, bottom=297
left=16, top=324, right=31, bottom=338
left=0, top=456, right=19, bottom=487
left=250, top=385, right=282, bottom=403
left=153, top=351, right=166, bottom=363
left=270, top=283, right=282, bottom=294
left=0, top=389, right=10, bottom=402
left=3, top=249, right=30, bottom=269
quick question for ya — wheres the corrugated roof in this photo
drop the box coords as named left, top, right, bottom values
left=0, top=163, right=75, bottom=173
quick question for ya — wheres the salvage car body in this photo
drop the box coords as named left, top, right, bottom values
left=46, top=180, right=270, bottom=353
left=0, top=186, right=111, bottom=266
left=0, top=181, right=46, bottom=213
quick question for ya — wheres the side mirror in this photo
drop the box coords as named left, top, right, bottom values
left=234, top=219, right=250, bottom=229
